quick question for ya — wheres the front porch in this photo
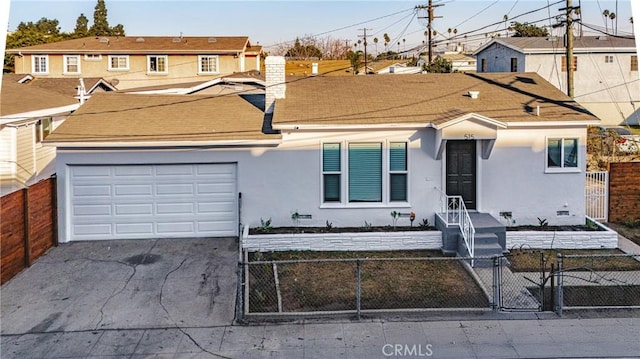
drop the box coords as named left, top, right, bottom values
left=436, top=209, right=506, bottom=259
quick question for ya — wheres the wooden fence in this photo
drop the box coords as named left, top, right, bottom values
left=608, top=162, right=640, bottom=223
left=1, top=177, right=57, bottom=284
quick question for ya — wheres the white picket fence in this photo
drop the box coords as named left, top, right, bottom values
left=585, top=171, right=609, bottom=221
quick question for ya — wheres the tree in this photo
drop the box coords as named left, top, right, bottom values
left=90, top=0, right=111, bottom=35
left=373, top=37, right=379, bottom=55
left=509, top=22, right=549, bottom=37
left=631, top=17, right=635, bottom=35
left=383, top=33, right=390, bottom=50
left=609, top=12, right=616, bottom=35
left=424, top=56, right=452, bottom=73
left=284, top=38, right=323, bottom=59
left=5, top=17, right=65, bottom=72
left=347, top=50, right=362, bottom=74
left=603, top=10, right=610, bottom=33
left=73, top=13, right=89, bottom=38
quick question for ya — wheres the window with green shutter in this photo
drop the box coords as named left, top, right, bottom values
left=348, top=143, right=382, bottom=202
left=322, top=143, right=341, bottom=202
left=389, top=142, right=408, bottom=201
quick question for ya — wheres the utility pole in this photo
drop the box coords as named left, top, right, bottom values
left=416, top=0, right=443, bottom=64
left=358, top=28, right=371, bottom=74
left=559, top=0, right=579, bottom=98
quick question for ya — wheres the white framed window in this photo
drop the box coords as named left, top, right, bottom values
left=32, top=55, right=49, bottom=74
left=546, top=137, right=579, bottom=172
left=108, top=55, right=129, bottom=71
left=35, top=118, right=53, bottom=144
left=321, top=141, right=409, bottom=205
left=198, top=55, right=219, bottom=74
left=605, top=55, right=614, bottom=63
left=147, top=55, right=168, bottom=74
left=63, top=55, right=81, bottom=74
left=84, top=54, right=102, bottom=61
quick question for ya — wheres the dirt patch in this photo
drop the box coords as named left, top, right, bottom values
left=605, top=222, right=640, bottom=246
left=505, top=225, right=600, bottom=232
left=559, top=286, right=640, bottom=307
left=249, top=226, right=435, bottom=235
left=247, top=251, right=489, bottom=313
left=507, top=249, right=640, bottom=272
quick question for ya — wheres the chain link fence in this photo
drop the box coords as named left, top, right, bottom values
left=557, top=253, right=640, bottom=313
left=236, top=250, right=640, bottom=320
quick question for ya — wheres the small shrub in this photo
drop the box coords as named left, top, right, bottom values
left=390, top=211, right=400, bottom=229
left=537, top=217, right=549, bottom=228
left=325, top=220, right=333, bottom=232
left=363, top=220, right=373, bottom=230
left=258, top=218, right=272, bottom=233
left=291, top=210, right=300, bottom=228
left=419, top=218, right=430, bottom=230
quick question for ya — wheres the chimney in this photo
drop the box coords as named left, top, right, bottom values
left=265, top=56, right=286, bottom=114
left=312, top=62, right=318, bottom=75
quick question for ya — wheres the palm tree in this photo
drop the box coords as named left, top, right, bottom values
left=402, top=38, right=406, bottom=54
left=603, top=10, right=610, bottom=33
left=503, top=14, right=509, bottom=36
left=373, top=37, right=379, bottom=55
left=383, top=33, right=390, bottom=51
left=631, top=17, right=635, bottom=35
left=609, top=12, right=616, bottom=35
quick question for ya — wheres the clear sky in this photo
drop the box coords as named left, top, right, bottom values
left=5, top=0, right=636, bottom=53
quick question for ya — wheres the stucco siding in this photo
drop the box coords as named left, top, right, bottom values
left=55, top=126, right=588, bottom=241
left=15, top=53, right=258, bottom=90
left=480, top=127, right=587, bottom=226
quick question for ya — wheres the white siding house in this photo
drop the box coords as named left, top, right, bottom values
left=45, top=57, right=600, bottom=245
left=473, top=36, right=639, bottom=126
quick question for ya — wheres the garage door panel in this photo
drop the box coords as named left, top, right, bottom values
left=73, top=204, right=112, bottom=216
left=115, top=203, right=153, bottom=215
left=69, top=163, right=237, bottom=240
left=74, top=224, right=112, bottom=236
left=156, top=183, right=195, bottom=195
left=156, top=202, right=195, bottom=215
left=114, top=184, right=153, bottom=196
left=116, top=223, right=154, bottom=235
left=114, top=165, right=153, bottom=177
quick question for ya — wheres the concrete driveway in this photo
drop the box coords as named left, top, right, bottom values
left=0, top=237, right=238, bottom=335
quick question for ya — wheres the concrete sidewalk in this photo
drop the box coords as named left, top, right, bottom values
left=2, top=316, right=639, bottom=358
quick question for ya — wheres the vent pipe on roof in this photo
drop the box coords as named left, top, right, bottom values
left=468, top=90, right=480, bottom=99
left=536, top=105, right=540, bottom=116
left=312, top=63, right=318, bottom=75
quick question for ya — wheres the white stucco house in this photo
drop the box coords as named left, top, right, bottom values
left=0, top=74, right=116, bottom=196
left=473, top=36, right=639, bottom=126
left=44, top=56, right=599, bottom=252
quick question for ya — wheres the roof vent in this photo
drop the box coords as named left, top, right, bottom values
left=172, top=37, right=181, bottom=43
left=597, top=35, right=608, bottom=41
left=468, top=90, right=480, bottom=99
left=208, top=37, right=217, bottom=43
left=135, top=37, right=145, bottom=42
left=99, top=37, right=109, bottom=43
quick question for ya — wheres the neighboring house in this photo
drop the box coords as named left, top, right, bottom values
left=121, top=70, right=265, bottom=96
left=7, top=36, right=262, bottom=90
left=473, top=36, right=639, bottom=126
left=362, top=60, right=421, bottom=75
left=418, top=52, right=477, bottom=72
left=45, top=57, right=599, bottom=246
left=0, top=74, right=83, bottom=195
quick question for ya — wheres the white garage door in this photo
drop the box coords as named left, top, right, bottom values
left=68, top=163, right=237, bottom=240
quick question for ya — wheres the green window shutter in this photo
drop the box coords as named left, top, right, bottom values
left=349, top=143, right=382, bottom=202
left=389, top=142, right=407, bottom=171
left=323, top=143, right=341, bottom=172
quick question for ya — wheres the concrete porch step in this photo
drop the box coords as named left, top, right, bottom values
left=468, top=212, right=506, bottom=233
left=474, top=242, right=504, bottom=257
left=475, top=233, right=499, bottom=245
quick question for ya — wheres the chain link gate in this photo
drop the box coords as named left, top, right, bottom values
left=498, top=251, right=557, bottom=312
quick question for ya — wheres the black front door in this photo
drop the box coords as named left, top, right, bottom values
left=446, top=140, right=477, bottom=209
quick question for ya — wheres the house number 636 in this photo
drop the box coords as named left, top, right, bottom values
left=464, top=134, right=475, bottom=140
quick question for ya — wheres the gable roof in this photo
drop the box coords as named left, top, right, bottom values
left=7, top=36, right=260, bottom=54
left=22, top=77, right=117, bottom=97
left=474, top=36, right=637, bottom=55
left=1, top=74, right=80, bottom=118
left=272, top=72, right=599, bottom=127
left=43, top=93, right=280, bottom=145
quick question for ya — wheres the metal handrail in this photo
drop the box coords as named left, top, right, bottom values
left=436, top=188, right=475, bottom=258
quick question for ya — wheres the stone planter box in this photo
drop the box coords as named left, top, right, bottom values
left=241, top=226, right=443, bottom=252
left=505, top=221, right=618, bottom=250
